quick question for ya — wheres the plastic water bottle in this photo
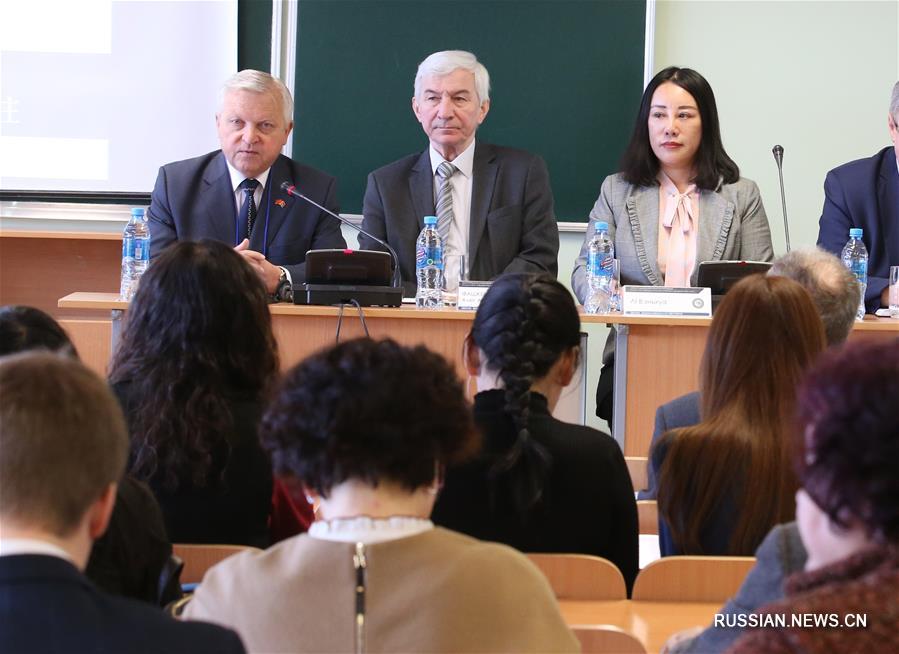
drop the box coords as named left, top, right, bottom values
left=120, top=207, right=150, bottom=301
left=840, top=227, right=868, bottom=320
left=584, top=220, right=615, bottom=314
left=415, top=215, right=443, bottom=309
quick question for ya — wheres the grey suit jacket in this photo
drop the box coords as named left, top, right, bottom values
left=639, top=390, right=700, bottom=500
left=673, top=522, right=807, bottom=654
left=360, top=142, right=559, bottom=296
left=571, top=173, right=774, bottom=305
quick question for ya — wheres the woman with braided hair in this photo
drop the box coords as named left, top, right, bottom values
left=432, top=272, right=638, bottom=590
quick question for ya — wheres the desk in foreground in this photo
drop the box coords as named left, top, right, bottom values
left=560, top=599, right=719, bottom=653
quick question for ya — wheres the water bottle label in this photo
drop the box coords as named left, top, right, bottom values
left=134, top=238, right=150, bottom=262
left=587, top=252, right=613, bottom=278
left=849, top=261, right=867, bottom=285
left=416, top=245, right=444, bottom=270
left=122, top=236, right=135, bottom=258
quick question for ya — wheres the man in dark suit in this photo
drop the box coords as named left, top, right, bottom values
left=148, top=70, right=346, bottom=294
left=0, top=353, right=245, bottom=654
left=639, top=247, right=859, bottom=500
left=817, top=80, right=899, bottom=313
left=360, top=50, right=559, bottom=296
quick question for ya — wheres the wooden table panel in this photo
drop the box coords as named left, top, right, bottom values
left=560, top=599, right=719, bottom=653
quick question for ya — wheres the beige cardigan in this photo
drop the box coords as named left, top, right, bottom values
left=184, top=527, right=579, bottom=653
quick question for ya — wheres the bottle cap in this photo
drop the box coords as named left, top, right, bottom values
left=423, top=215, right=438, bottom=225
left=849, top=228, right=863, bottom=238
left=131, top=207, right=145, bottom=217
left=596, top=221, right=609, bottom=231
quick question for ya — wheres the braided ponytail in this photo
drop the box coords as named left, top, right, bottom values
left=471, top=273, right=581, bottom=517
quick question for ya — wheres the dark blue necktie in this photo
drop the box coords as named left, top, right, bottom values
left=238, top=178, right=260, bottom=241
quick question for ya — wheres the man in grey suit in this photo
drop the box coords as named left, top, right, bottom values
left=360, top=50, right=559, bottom=297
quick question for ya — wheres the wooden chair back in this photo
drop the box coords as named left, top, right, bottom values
left=631, top=555, right=756, bottom=602
left=173, top=544, right=262, bottom=585
left=527, top=553, right=627, bottom=600
left=637, top=500, right=658, bottom=535
left=572, top=625, right=647, bottom=654
left=625, top=456, right=648, bottom=493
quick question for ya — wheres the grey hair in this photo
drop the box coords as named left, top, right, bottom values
left=768, top=246, right=860, bottom=346
left=414, top=50, right=490, bottom=105
left=219, top=69, right=293, bottom=125
left=891, top=80, right=899, bottom=124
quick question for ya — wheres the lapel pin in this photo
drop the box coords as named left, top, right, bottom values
left=274, top=199, right=286, bottom=208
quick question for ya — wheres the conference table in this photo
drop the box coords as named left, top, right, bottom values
left=560, top=599, right=719, bottom=653
left=56, top=292, right=899, bottom=458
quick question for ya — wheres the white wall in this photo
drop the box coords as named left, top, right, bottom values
left=653, top=0, right=898, bottom=254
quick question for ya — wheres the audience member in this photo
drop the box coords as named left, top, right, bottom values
left=0, top=353, right=244, bottom=653
left=0, top=305, right=174, bottom=605
left=184, top=338, right=579, bottom=653
left=431, top=273, right=638, bottom=589
left=653, top=275, right=826, bottom=556
left=109, top=240, right=277, bottom=547
left=571, top=66, right=773, bottom=422
left=641, top=247, right=859, bottom=499
left=728, top=338, right=899, bottom=653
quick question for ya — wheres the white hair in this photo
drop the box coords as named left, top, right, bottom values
left=891, top=80, right=899, bottom=124
left=414, top=50, right=490, bottom=105
left=219, top=69, right=293, bottom=125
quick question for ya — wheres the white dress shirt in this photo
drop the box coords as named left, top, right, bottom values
left=428, top=140, right=475, bottom=279
left=224, top=161, right=271, bottom=216
left=0, top=537, right=73, bottom=562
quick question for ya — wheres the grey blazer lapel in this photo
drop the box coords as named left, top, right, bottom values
left=408, top=150, right=434, bottom=233
left=468, top=142, right=498, bottom=267
left=626, top=186, right=663, bottom=285
left=695, top=188, right=735, bottom=277
left=202, top=154, right=239, bottom=245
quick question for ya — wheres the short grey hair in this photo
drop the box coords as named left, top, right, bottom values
left=768, top=247, right=860, bottom=346
left=414, top=50, right=490, bottom=105
left=890, top=80, right=899, bottom=124
left=220, top=69, right=293, bottom=126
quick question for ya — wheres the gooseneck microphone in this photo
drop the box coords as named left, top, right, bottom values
left=281, top=181, right=402, bottom=289
left=772, top=145, right=791, bottom=252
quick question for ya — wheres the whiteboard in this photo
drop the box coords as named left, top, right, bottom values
left=0, top=0, right=237, bottom=194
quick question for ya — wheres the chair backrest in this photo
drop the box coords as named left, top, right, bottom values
left=173, top=544, right=262, bottom=585
left=572, top=625, right=647, bottom=654
left=637, top=500, right=658, bottom=535
left=631, top=555, right=756, bottom=602
left=527, top=553, right=627, bottom=600
left=625, top=456, right=648, bottom=493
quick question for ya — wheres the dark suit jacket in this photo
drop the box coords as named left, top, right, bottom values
left=639, top=391, right=700, bottom=500
left=360, top=142, right=559, bottom=296
left=148, top=151, right=346, bottom=283
left=432, top=390, right=639, bottom=592
left=817, top=146, right=899, bottom=311
left=0, top=555, right=244, bottom=654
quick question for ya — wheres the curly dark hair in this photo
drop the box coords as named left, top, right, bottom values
left=260, top=338, right=477, bottom=496
left=108, top=239, right=279, bottom=491
left=796, top=337, right=899, bottom=544
left=0, top=305, right=78, bottom=358
left=619, top=66, right=739, bottom=191
left=469, top=273, right=581, bottom=515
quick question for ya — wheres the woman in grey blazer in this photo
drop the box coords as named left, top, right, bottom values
left=571, top=67, right=774, bottom=420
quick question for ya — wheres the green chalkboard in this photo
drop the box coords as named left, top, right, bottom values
left=286, top=0, right=645, bottom=221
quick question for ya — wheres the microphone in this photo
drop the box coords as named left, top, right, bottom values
left=281, top=182, right=402, bottom=288
left=771, top=145, right=791, bottom=252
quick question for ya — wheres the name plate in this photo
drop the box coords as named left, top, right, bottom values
left=622, top=286, right=712, bottom=316
left=457, top=281, right=492, bottom=310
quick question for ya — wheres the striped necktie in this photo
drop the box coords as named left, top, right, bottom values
left=435, top=161, right=457, bottom=244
